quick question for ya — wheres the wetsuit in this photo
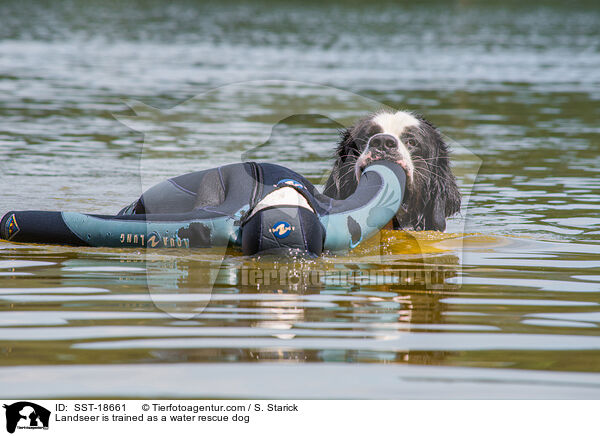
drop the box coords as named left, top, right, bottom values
left=1, top=161, right=406, bottom=256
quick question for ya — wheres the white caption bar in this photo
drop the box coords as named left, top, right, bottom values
left=0, top=400, right=598, bottom=435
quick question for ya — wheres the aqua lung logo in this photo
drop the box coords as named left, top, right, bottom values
left=276, top=179, right=305, bottom=190
left=115, top=231, right=190, bottom=248
left=3, top=402, right=50, bottom=434
left=4, top=214, right=19, bottom=241
left=271, top=221, right=293, bottom=238
left=146, top=231, right=162, bottom=248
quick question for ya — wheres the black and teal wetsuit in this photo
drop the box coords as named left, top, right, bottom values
left=1, top=161, right=406, bottom=256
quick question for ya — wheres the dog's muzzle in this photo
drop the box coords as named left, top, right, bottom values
left=355, top=133, right=413, bottom=182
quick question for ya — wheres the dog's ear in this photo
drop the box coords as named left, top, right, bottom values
left=323, top=128, right=353, bottom=198
left=423, top=140, right=461, bottom=231
left=425, top=181, right=446, bottom=231
left=336, top=128, right=354, bottom=161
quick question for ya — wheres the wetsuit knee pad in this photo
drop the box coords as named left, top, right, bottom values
left=241, top=206, right=325, bottom=257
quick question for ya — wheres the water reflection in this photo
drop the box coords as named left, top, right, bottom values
left=114, top=232, right=463, bottom=365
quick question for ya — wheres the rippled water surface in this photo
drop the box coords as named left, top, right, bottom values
left=0, top=0, right=599, bottom=398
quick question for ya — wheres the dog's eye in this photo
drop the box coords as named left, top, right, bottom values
left=406, top=139, right=417, bottom=149
left=367, top=127, right=380, bottom=137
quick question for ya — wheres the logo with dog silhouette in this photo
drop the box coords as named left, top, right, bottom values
left=3, top=402, right=50, bottom=434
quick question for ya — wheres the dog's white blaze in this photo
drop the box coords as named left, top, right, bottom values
left=372, top=111, right=419, bottom=138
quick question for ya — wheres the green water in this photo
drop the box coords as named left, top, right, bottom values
left=0, top=0, right=599, bottom=398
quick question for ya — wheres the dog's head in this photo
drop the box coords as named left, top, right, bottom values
left=323, top=110, right=461, bottom=231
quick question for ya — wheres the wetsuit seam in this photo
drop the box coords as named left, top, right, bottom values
left=217, top=167, right=226, bottom=194
left=248, top=163, right=260, bottom=209
left=256, top=164, right=264, bottom=207
left=258, top=215, right=263, bottom=252
left=167, top=179, right=196, bottom=196
left=299, top=212, right=308, bottom=250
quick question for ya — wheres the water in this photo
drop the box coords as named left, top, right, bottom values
left=0, top=0, right=599, bottom=398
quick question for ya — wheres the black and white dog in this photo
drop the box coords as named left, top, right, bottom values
left=324, top=110, right=461, bottom=231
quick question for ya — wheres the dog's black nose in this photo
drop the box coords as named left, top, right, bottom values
left=369, top=133, right=397, bottom=151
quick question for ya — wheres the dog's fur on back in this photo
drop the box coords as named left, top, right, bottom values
left=324, top=110, right=461, bottom=231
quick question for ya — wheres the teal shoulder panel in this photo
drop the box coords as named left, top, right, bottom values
left=321, top=164, right=404, bottom=252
